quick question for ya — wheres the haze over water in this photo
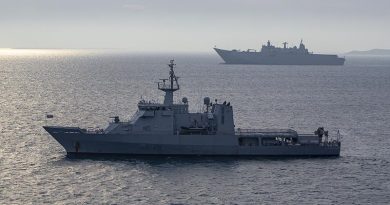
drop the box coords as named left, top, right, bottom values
left=1, top=0, right=390, bottom=53
left=0, top=50, right=389, bottom=204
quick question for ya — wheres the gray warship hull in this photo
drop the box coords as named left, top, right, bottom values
left=214, top=48, right=345, bottom=65
left=43, top=60, right=341, bottom=158
left=44, top=126, right=340, bottom=157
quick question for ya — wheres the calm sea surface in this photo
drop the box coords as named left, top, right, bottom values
left=0, top=50, right=390, bottom=204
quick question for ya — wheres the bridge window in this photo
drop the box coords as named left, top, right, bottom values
left=238, top=137, right=259, bottom=146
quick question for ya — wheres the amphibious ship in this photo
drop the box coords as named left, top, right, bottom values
left=43, top=60, right=341, bottom=157
left=214, top=40, right=345, bottom=65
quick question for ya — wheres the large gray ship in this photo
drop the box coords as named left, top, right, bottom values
left=43, top=60, right=341, bottom=157
left=214, top=40, right=345, bottom=65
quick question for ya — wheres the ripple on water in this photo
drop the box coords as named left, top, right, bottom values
left=1, top=53, right=390, bottom=204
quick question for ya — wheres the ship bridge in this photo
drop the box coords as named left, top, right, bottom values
left=137, top=100, right=189, bottom=114
left=260, top=40, right=309, bottom=55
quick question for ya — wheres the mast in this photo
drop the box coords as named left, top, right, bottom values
left=299, top=39, right=305, bottom=50
left=283, top=42, right=288, bottom=49
left=158, top=60, right=180, bottom=105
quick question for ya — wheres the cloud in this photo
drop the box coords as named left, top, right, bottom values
left=123, top=4, right=145, bottom=11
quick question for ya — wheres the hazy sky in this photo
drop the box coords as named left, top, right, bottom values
left=1, top=0, right=389, bottom=53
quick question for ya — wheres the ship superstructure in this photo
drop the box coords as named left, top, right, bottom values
left=214, top=40, right=345, bottom=65
left=43, top=60, right=341, bottom=157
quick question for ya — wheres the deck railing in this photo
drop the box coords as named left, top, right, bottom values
left=235, top=128, right=297, bottom=134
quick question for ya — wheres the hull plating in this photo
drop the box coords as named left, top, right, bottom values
left=44, top=127, right=340, bottom=157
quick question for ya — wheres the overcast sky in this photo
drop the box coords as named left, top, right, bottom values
left=0, top=0, right=389, bottom=53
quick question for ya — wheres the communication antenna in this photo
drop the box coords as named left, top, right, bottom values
left=157, top=59, right=180, bottom=105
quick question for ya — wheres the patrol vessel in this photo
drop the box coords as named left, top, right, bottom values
left=214, top=40, right=345, bottom=65
left=43, top=60, right=341, bottom=157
